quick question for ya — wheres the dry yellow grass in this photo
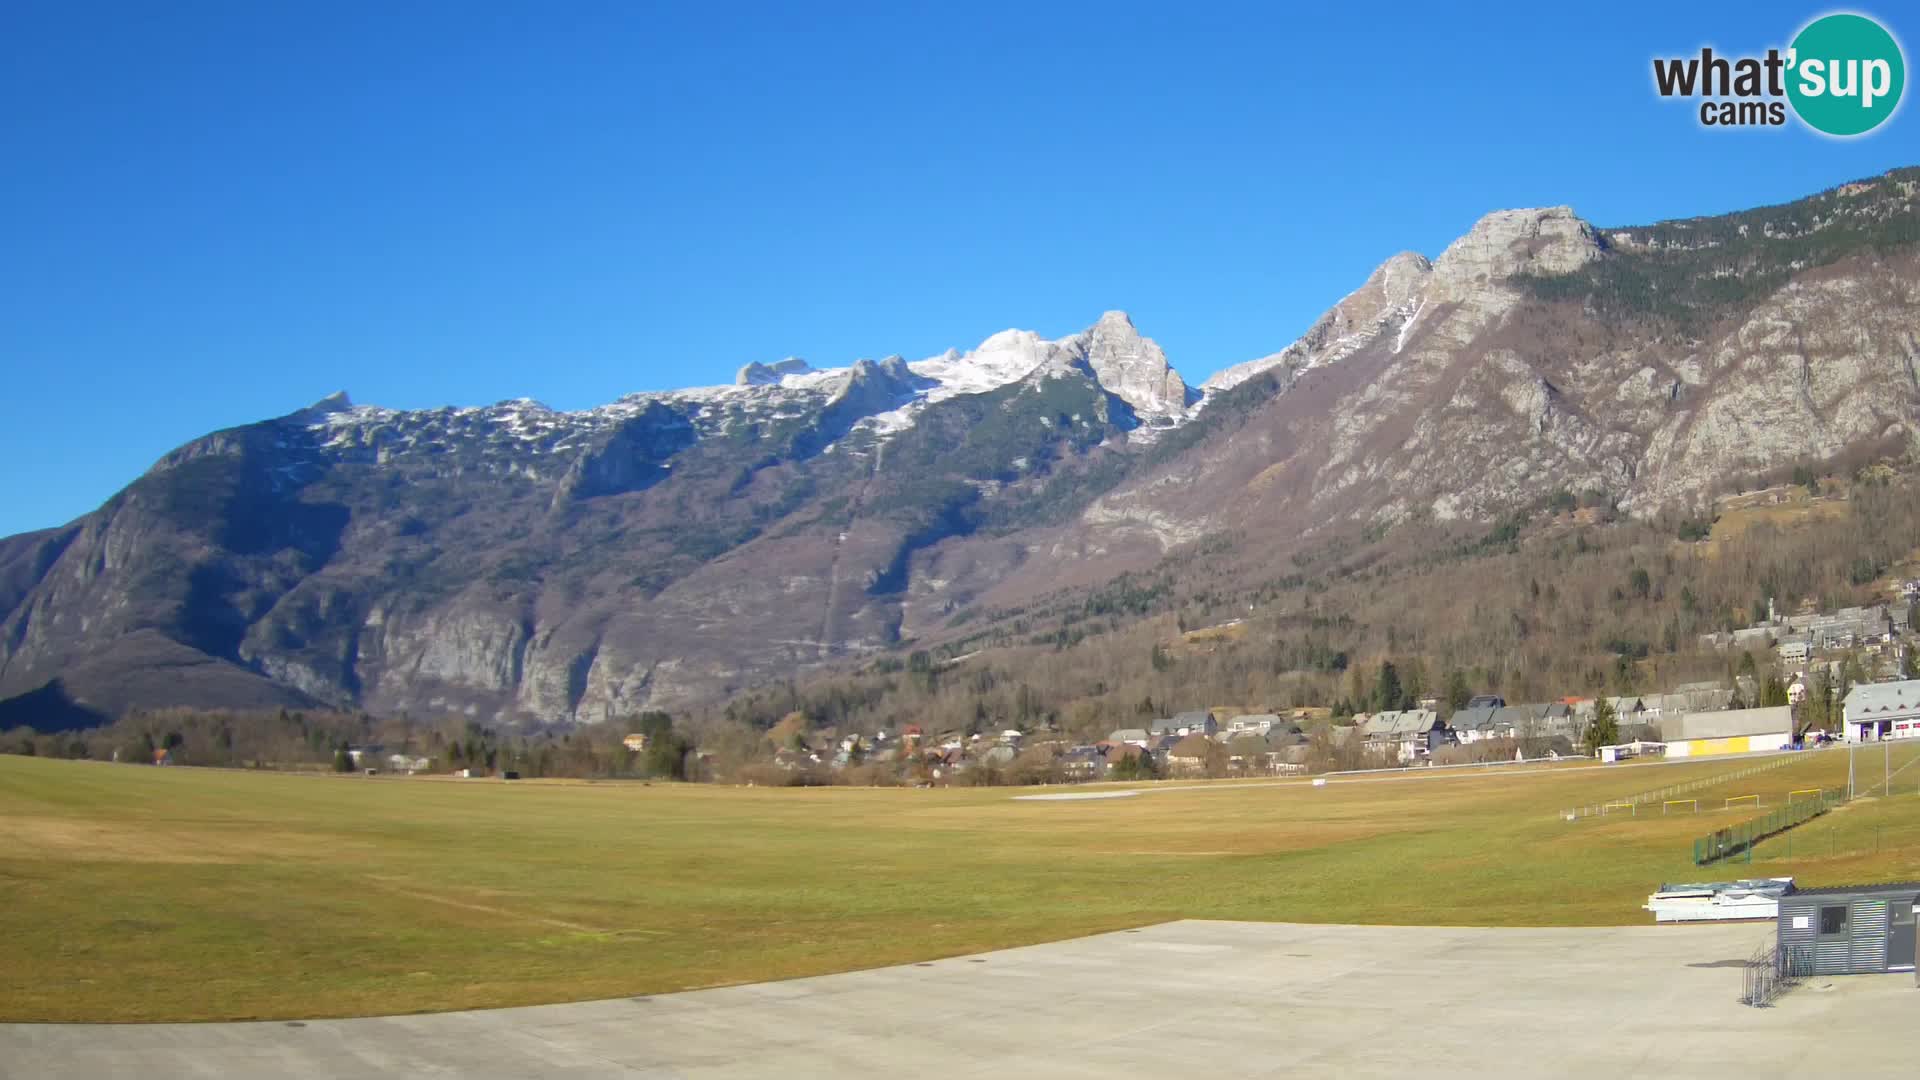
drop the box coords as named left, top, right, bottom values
left=3, top=748, right=1917, bottom=1022
left=1689, top=493, right=1849, bottom=559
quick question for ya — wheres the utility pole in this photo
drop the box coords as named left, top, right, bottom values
left=1843, top=672, right=1855, bottom=801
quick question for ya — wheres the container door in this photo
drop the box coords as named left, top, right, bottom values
left=1891, top=901, right=1917, bottom=974
left=1850, top=900, right=1892, bottom=973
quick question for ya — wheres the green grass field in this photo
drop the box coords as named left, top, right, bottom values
left=6, top=746, right=1920, bottom=1022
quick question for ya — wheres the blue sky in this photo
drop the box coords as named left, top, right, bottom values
left=2, top=1, right=1916, bottom=537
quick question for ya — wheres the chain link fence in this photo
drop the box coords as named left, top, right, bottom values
left=1692, top=789, right=1843, bottom=864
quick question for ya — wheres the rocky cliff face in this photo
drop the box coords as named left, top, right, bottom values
left=4, top=169, right=1919, bottom=725
left=1063, top=175, right=1920, bottom=560
left=1202, top=250, right=1434, bottom=394
left=1073, top=311, right=1193, bottom=422
left=1429, top=206, right=1603, bottom=294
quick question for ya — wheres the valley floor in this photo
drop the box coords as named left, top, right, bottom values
left=4, top=747, right=1920, bottom=1021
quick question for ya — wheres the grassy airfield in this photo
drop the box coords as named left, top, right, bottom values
left=5, top=745, right=1920, bottom=1021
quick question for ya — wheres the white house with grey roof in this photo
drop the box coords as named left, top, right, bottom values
left=1843, top=679, right=1920, bottom=742
left=1447, top=705, right=1500, bottom=743
left=1225, top=713, right=1283, bottom=736
left=1362, top=709, right=1446, bottom=759
left=1152, top=711, right=1216, bottom=737
left=1491, top=704, right=1538, bottom=740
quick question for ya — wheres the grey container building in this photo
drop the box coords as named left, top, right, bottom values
left=1776, top=883, right=1920, bottom=975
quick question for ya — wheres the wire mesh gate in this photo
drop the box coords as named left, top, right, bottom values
left=1741, top=942, right=1813, bottom=1007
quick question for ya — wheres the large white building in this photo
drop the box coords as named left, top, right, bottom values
left=1842, top=679, right=1920, bottom=742
left=1662, top=706, right=1794, bottom=758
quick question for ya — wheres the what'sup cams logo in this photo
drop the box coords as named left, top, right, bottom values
left=1653, top=11, right=1906, bottom=136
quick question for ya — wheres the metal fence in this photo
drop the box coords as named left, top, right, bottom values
left=1692, top=789, right=1843, bottom=865
left=1563, top=752, right=1805, bottom=821
left=1741, top=942, right=1813, bottom=1007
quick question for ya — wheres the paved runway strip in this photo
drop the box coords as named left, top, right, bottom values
left=3, top=920, right=1909, bottom=1078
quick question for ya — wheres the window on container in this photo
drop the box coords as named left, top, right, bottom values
left=1820, top=905, right=1848, bottom=935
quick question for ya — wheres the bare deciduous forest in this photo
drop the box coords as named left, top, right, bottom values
left=700, top=466, right=1920, bottom=752
left=7, top=464, right=1916, bottom=783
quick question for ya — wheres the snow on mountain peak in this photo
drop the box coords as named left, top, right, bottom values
left=910, top=328, right=1061, bottom=394
left=292, top=313, right=1203, bottom=458
left=1200, top=249, right=1436, bottom=395
left=283, top=390, right=356, bottom=426
left=736, top=357, right=814, bottom=386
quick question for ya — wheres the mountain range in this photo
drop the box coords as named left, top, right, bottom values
left=4, top=168, right=1919, bottom=727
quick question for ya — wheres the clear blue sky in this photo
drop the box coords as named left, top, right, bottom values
left=2, top=1, right=1916, bottom=537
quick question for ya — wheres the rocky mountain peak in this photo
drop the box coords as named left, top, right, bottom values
left=1372, top=252, right=1434, bottom=306
left=1074, top=311, right=1190, bottom=419
left=282, top=390, right=356, bottom=426
left=10, top=170, right=1916, bottom=727
left=909, top=329, right=1068, bottom=397
left=1430, top=206, right=1601, bottom=296
left=842, top=355, right=926, bottom=395
left=1200, top=251, right=1435, bottom=394
left=872, top=355, right=915, bottom=380
left=975, top=328, right=1046, bottom=353
left=735, top=357, right=814, bottom=386
left=822, top=355, right=927, bottom=422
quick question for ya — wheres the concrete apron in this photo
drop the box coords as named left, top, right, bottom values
left=2, top=920, right=1911, bottom=1079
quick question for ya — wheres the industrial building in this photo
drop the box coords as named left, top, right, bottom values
left=1842, top=679, right=1920, bottom=742
left=1777, top=882, right=1920, bottom=976
left=1661, top=705, right=1793, bottom=758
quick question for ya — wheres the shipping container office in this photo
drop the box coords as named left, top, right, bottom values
left=1777, top=883, right=1920, bottom=975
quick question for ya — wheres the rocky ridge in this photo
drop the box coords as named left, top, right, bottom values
left=3, top=169, right=1918, bottom=726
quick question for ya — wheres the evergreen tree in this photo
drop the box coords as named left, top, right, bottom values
left=1372, top=661, right=1403, bottom=713
left=1842, top=652, right=1867, bottom=689
left=1802, top=669, right=1834, bottom=736
left=638, top=711, right=675, bottom=743
left=1759, top=675, right=1789, bottom=708
left=1402, top=658, right=1429, bottom=708
left=641, top=717, right=692, bottom=779
left=1583, top=696, right=1619, bottom=757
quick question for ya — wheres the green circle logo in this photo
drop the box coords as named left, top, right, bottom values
left=1787, top=13, right=1906, bottom=136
